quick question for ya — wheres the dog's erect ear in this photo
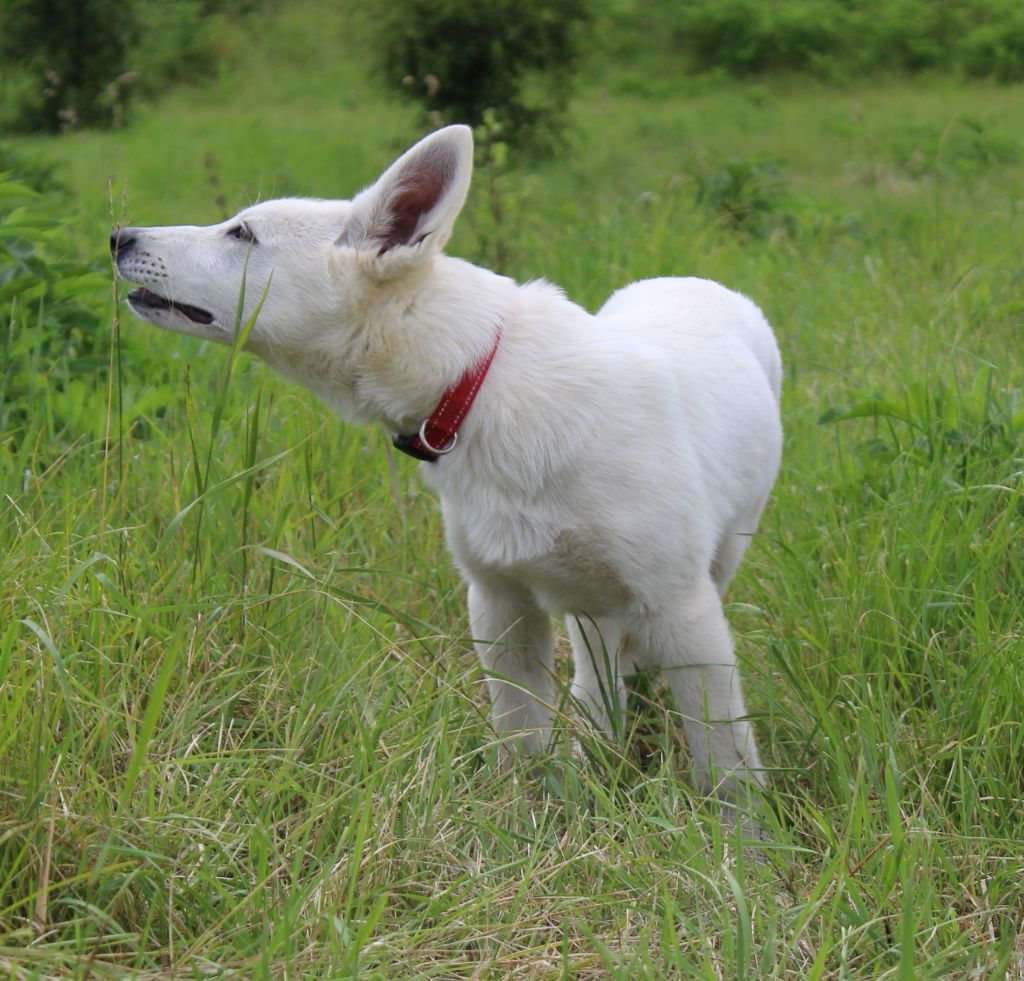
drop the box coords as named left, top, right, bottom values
left=342, top=125, right=473, bottom=266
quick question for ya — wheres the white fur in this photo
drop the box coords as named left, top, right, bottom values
left=115, top=126, right=783, bottom=796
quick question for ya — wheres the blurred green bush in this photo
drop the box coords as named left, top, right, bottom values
left=603, top=0, right=1024, bottom=82
left=0, top=0, right=137, bottom=131
left=1, top=0, right=1020, bottom=138
left=0, top=0, right=256, bottom=133
left=0, top=154, right=110, bottom=442
left=360, top=0, right=590, bottom=154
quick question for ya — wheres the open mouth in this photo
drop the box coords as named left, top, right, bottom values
left=128, top=288, right=215, bottom=325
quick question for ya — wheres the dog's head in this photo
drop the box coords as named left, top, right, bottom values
left=112, top=125, right=475, bottom=352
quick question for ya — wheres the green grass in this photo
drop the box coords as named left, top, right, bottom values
left=3, top=4, right=1024, bottom=976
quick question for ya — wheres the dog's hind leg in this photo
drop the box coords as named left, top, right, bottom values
left=628, top=577, right=765, bottom=798
left=710, top=531, right=751, bottom=598
left=566, top=615, right=627, bottom=741
left=468, top=578, right=555, bottom=756
left=710, top=496, right=770, bottom=597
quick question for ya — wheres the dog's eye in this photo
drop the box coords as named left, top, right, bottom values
left=227, top=223, right=257, bottom=245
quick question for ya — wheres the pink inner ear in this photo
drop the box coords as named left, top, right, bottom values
left=378, top=148, right=453, bottom=255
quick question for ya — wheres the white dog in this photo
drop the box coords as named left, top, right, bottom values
left=113, top=126, right=782, bottom=798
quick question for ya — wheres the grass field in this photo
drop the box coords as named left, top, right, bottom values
left=2, top=4, right=1024, bottom=977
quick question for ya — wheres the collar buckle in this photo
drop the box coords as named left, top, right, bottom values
left=392, top=329, right=501, bottom=463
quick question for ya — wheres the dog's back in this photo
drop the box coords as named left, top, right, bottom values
left=598, top=276, right=782, bottom=403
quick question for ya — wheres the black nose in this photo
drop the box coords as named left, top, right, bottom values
left=110, top=228, right=137, bottom=258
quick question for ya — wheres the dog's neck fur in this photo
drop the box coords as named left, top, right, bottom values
left=264, top=254, right=519, bottom=434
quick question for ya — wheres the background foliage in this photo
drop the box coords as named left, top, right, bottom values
left=606, top=0, right=1024, bottom=81
left=360, top=0, right=590, bottom=153
left=4, top=0, right=1024, bottom=137
left=0, top=0, right=274, bottom=132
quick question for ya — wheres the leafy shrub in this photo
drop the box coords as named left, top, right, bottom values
left=131, top=1, right=213, bottom=94
left=691, top=158, right=793, bottom=237
left=0, top=145, right=63, bottom=193
left=819, top=371, right=1024, bottom=489
left=675, top=0, right=843, bottom=76
left=0, top=0, right=221, bottom=133
left=889, top=117, right=1020, bottom=179
left=364, top=0, right=590, bottom=153
left=0, top=166, right=110, bottom=441
left=662, top=0, right=1024, bottom=80
left=962, top=11, right=1024, bottom=82
left=0, top=0, right=138, bottom=131
left=853, top=0, right=963, bottom=73
left=938, top=117, right=1021, bottom=172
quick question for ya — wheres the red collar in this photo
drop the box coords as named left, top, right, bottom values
left=392, top=329, right=502, bottom=462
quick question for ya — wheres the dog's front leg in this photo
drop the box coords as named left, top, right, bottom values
left=468, top=578, right=555, bottom=756
left=566, top=615, right=627, bottom=741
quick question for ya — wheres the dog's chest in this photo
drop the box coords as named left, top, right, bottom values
left=527, top=528, right=635, bottom=614
left=447, top=506, right=635, bottom=615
